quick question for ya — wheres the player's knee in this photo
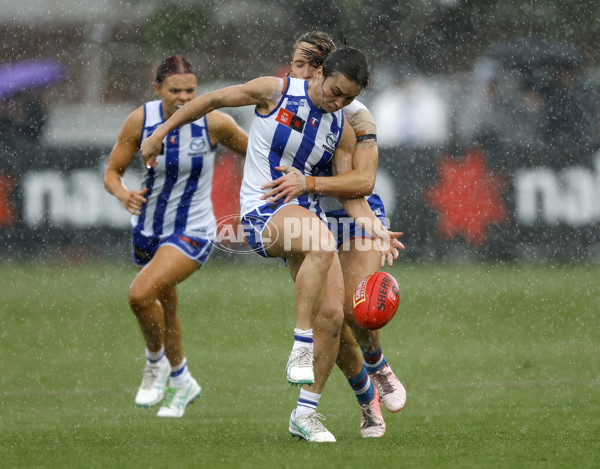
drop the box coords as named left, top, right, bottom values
left=317, top=302, right=344, bottom=334
left=128, top=283, right=152, bottom=313
left=317, top=231, right=337, bottom=257
left=331, top=307, right=344, bottom=332
left=305, top=244, right=335, bottom=272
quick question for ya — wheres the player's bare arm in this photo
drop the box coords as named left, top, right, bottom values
left=206, top=110, right=248, bottom=157
left=103, top=107, right=148, bottom=215
left=140, top=77, right=281, bottom=168
left=333, top=121, right=404, bottom=266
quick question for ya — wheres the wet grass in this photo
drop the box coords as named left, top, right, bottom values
left=1, top=260, right=599, bottom=468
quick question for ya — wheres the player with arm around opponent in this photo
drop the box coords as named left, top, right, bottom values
left=104, top=55, right=248, bottom=417
left=261, top=32, right=407, bottom=438
left=141, top=47, right=403, bottom=441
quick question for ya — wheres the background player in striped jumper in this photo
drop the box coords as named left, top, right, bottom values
left=104, top=55, right=248, bottom=418
left=140, top=47, right=403, bottom=441
left=260, top=32, right=407, bottom=438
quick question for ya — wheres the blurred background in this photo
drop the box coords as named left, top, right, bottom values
left=1, top=0, right=600, bottom=263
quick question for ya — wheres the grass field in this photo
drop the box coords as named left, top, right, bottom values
left=1, top=260, right=599, bottom=468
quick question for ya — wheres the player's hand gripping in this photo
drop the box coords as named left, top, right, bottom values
left=261, top=165, right=306, bottom=203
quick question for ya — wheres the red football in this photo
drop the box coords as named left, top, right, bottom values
left=352, top=272, right=401, bottom=330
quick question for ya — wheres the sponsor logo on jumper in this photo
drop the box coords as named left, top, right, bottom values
left=322, top=133, right=337, bottom=153
left=276, top=108, right=305, bottom=133
left=189, top=138, right=206, bottom=153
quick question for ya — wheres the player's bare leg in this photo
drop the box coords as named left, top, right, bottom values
left=300, top=255, right=344, bottom=395
left=335, top=322, right=362, bottom=377
left=129, top=246, right=198, bottom=355
left=266, top=205, right=336, bottom=386
left=152, top=280, right=202, bottom=418
left=267, top=205, right=336, bottom=329
left=157, top=285, right=183, bottom=366
left=128, top=246, right=201, bottom=411
left=338, top=240, right=406, bottom=413
left=287, top=255, right=344, bottom=442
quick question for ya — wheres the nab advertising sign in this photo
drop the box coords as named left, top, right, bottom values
left=378, top=145, right=600, bottom=262
left=1, top=144, right=599, bottom=262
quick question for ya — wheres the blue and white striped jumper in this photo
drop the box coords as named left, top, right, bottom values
left=134, top=99, right=217, bottom=239
left=240, top=77, right=345, bottom=218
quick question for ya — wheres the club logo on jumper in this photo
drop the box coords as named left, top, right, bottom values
left=189, top=138, right=206, bottom=153
left=322, top=133, right=337, bottom=153
left=276, top=108, right=305, bottom=133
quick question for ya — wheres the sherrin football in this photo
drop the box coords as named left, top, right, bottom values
left=352, top=272, right=400, bottom=330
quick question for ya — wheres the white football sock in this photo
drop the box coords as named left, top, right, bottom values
left=169, top=357, right=192, bottom=388
left=295, top=389, right=320, bottom=417
left=292, top=328, right=314, bottom=351
left=145, top=346, right=166, bottom=364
